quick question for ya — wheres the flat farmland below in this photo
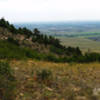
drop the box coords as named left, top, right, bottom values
left=57, top=37, right=100, bottom=53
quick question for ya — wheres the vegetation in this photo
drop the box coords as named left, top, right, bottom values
left=35, top=69, right=52, bottom=86
left=1, top=39, right=100, bottom=63
left=10, top=60, right=100, bottom=100
left=0, top=61, right=16, bottom=100
left=0, top=18, right=61, bottom=48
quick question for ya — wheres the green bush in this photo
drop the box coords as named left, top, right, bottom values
left=45, top=54, right=59, bottom=62
left=7, top=37, right=19, bottom=46
left=0, top=62, right=16, bottom=100
left=0, top=40, right=28, bottom=59
left=50, top=46, right=64, bottom=55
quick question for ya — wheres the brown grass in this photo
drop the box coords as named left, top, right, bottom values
left=10, top=60, right=100, bottom=100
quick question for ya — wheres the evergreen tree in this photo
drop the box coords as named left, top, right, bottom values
left=33, top=28, right=40, bottom=35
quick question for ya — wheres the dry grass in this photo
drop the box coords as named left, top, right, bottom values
left=10, top=60, right=100, bottom=100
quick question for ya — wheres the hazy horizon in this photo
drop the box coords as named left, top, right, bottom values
left=13, top=21, right=100, bottom=25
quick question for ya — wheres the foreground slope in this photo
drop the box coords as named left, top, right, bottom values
left=10, top=60, right=100, bottom=100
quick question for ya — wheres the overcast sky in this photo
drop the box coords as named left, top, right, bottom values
left=0, top=0, right=100, bottom=22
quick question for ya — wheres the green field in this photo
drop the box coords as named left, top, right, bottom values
left=57, top=37, right=100, bottom=53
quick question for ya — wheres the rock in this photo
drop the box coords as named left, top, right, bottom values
left=20, top=93, right=24, bottom=96
left=93, top=88, right=100, bottom=96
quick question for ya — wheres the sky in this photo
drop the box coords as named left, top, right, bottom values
left=0, top=0, right=100, bottom=22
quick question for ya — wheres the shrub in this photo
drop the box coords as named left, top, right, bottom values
left=0, top=62, right=16, bottom=100
left=50, top=46, right=64, bottom=55
left=46, top=54, right=59, bottom=62
left=35, top=69, right=52, bottom=85
left=7, top=37, right=19, bottom=46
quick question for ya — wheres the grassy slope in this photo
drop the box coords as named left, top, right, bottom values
left=10, top=60, right=100, bottom=100
left=57, top=37, right=100, bottom=53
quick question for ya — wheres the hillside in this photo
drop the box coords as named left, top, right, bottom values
left=1, top=18, right=100, bottom=63
left=0, top=18, right=83, bottom=62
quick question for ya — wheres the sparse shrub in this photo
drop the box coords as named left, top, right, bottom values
left=35, top=69, right=52, bottom=85
left=0, top=61, right=16, bottom=100
left=43, top=89, right=54, bottom=100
